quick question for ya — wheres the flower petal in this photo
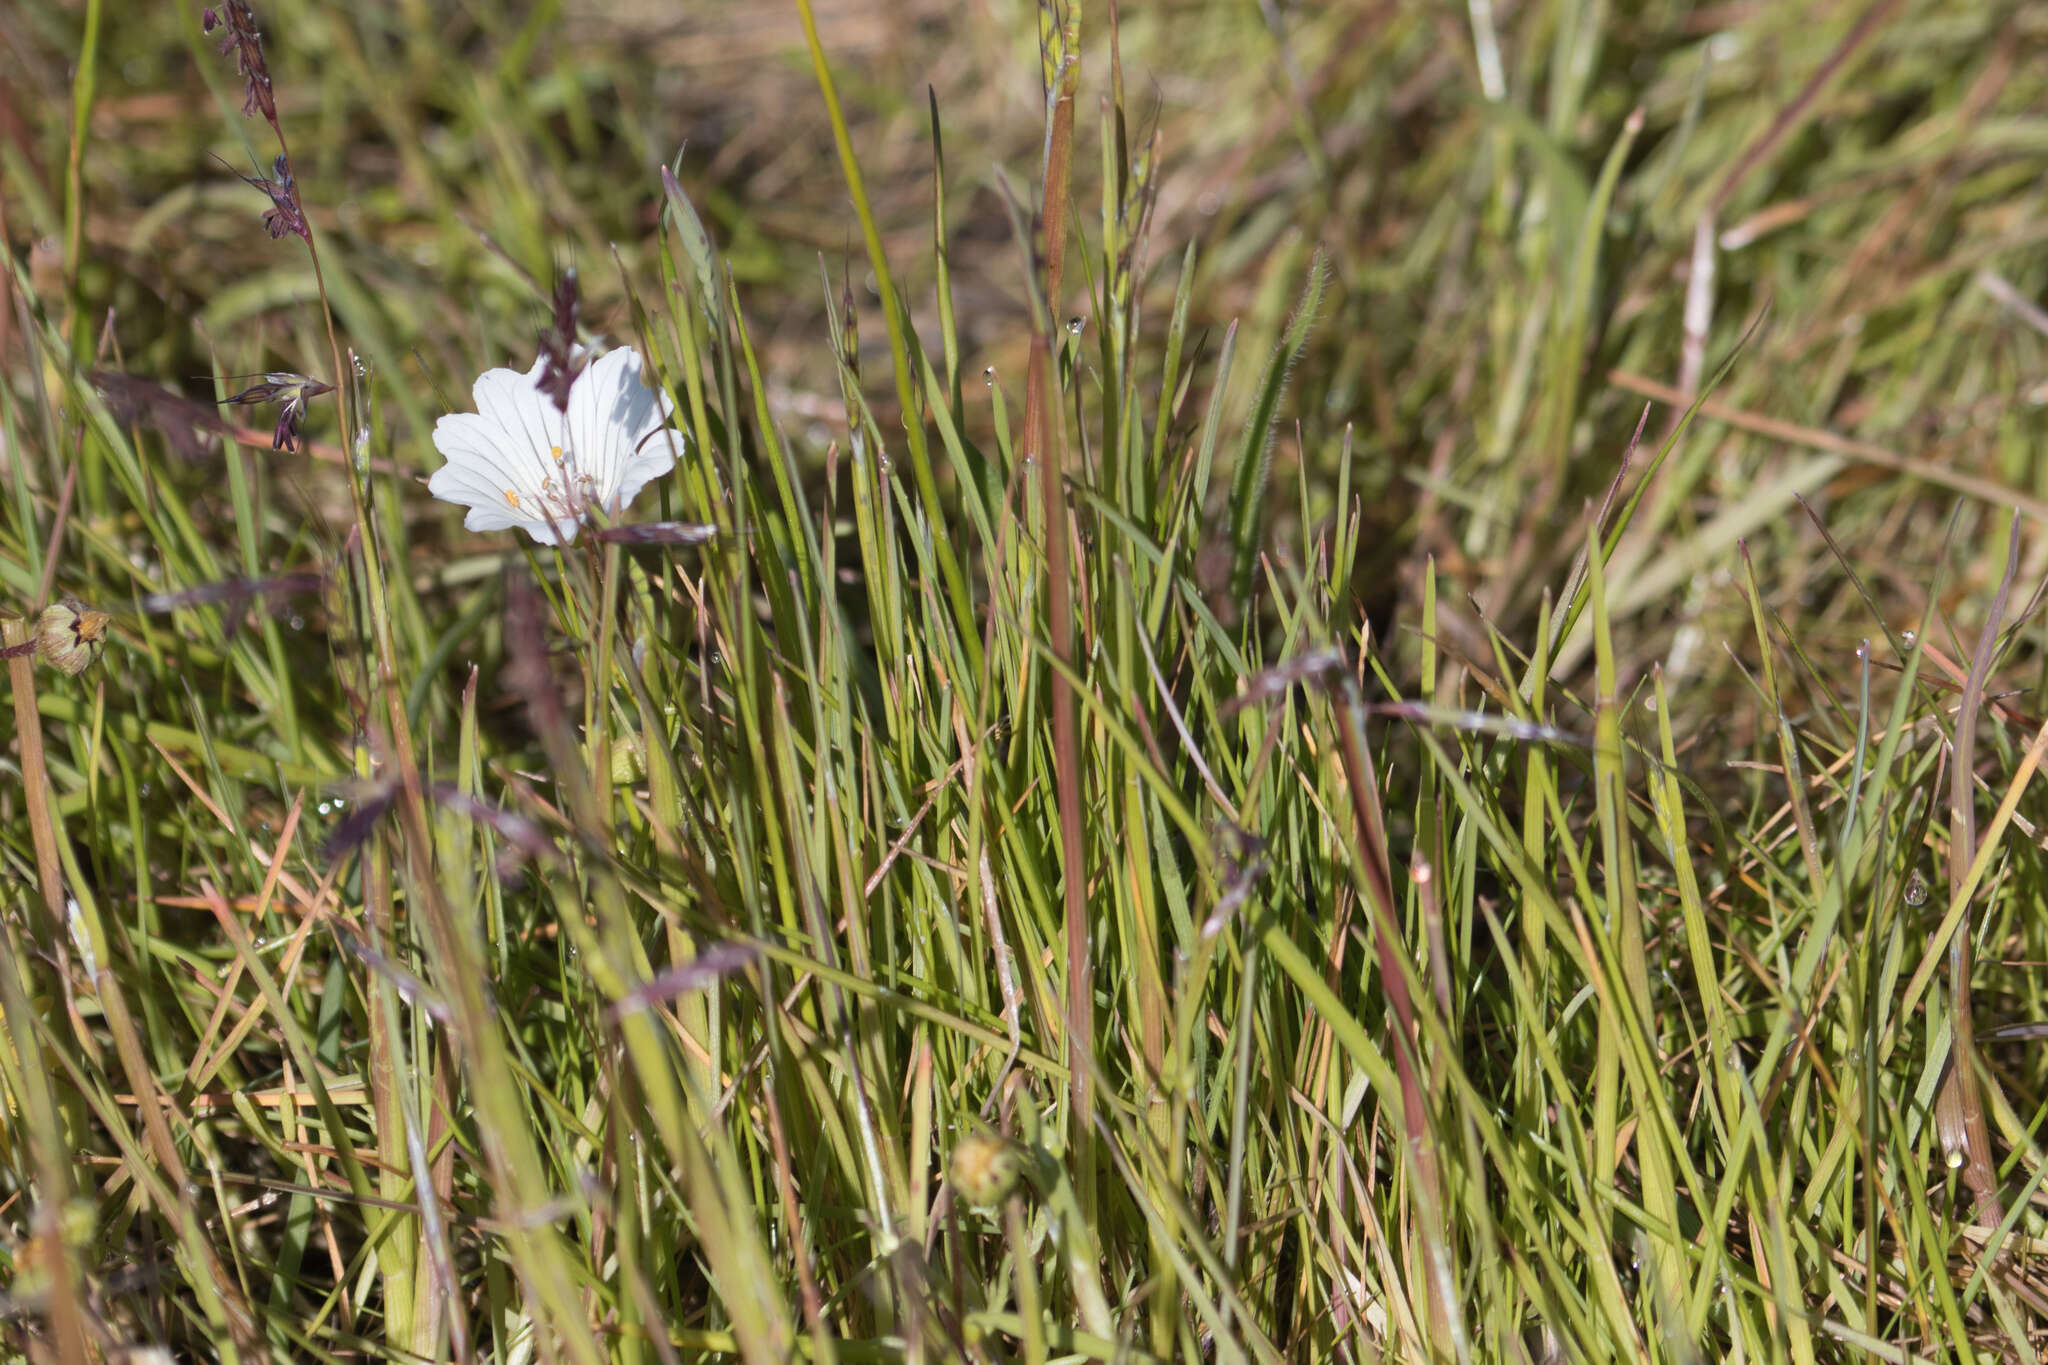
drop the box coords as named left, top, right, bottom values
left=433, top=414, right=544, bottom=505
left=569, top=347, right=676, bottom=514
left=472, top=359, right=566, bottom=467
left=612, top=427, right=681, bottom=515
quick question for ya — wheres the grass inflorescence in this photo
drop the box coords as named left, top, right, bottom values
left=6, top=1, right=2048, bottom=1361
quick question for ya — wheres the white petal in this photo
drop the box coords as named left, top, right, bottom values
left=611, top=428, right=682, bottom=514
left=567, top=349, right=625, bottom=499
left=570, top=348, right=675, bottom=510
left=518, top=513, right=574, bottom=546
left=461, top=502, right=532, bottom=533
left=433, top=412, right=548, bottom=506
left=472, top=359, right=566, bottom=472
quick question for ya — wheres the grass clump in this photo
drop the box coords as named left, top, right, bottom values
left=6, top=1, right=2048, bottom=1361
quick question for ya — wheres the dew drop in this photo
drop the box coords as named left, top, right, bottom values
left=352, top=356, right=367, bottom=378
left=1904, top=870, right=1928, bottom=907
left=1067, top=316, right=1085, bottom=334
left=1901, top=630, right=1917, bottom=646
left=1946, top=1148, right=1966, bottom=1169
left=289, top=615, right=305, bottom=631
left=877, top=456, right=892, bottom=474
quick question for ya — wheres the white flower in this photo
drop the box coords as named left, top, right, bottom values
left=428, top=346, right=681, bottom=544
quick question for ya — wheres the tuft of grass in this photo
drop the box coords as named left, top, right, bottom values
left=6, top=1, right=2048, bottom=1362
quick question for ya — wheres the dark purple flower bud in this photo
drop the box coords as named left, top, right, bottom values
left=237, top=154, right=307, bottom=241
left=537, top=270, right=584, bottom=413
left=208, top=0, right=276, bottom=125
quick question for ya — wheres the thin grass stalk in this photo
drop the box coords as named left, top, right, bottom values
left=0, top=915, right=92, bottom=1365
left=1018, top=0, right=1095, bottom=1230
left=1326, top=676, right=1456, bottom=1350
left=1937, top=509, right=2023, bottom=1225
left=4, top=618, right=65, bottom=930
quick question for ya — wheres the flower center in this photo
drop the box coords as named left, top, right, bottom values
left=498, top=442, right=608, bottom=528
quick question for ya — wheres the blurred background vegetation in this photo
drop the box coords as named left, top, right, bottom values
left=10, top=0, right=2043, bottom=695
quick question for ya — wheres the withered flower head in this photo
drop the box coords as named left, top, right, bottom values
left=223, top=372, right=332, bottom=451
left=203, top=0, right=276, bottom=125
left=36, top=600, right=113, bottom=676
left=237, top=154, right=307, bottom=242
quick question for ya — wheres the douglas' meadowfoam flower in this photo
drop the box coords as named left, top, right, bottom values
left=428, top=346, right=681, bottom=544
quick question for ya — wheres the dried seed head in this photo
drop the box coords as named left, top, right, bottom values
left=222, top=372, right=332, bottom=450
left=537, top=270, right=585, bottom=413
left=36, top=600, right=112, bottom=676
left=203, top=0, right=276, bottom=126
left=236, top=154, right=308, bottom=242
